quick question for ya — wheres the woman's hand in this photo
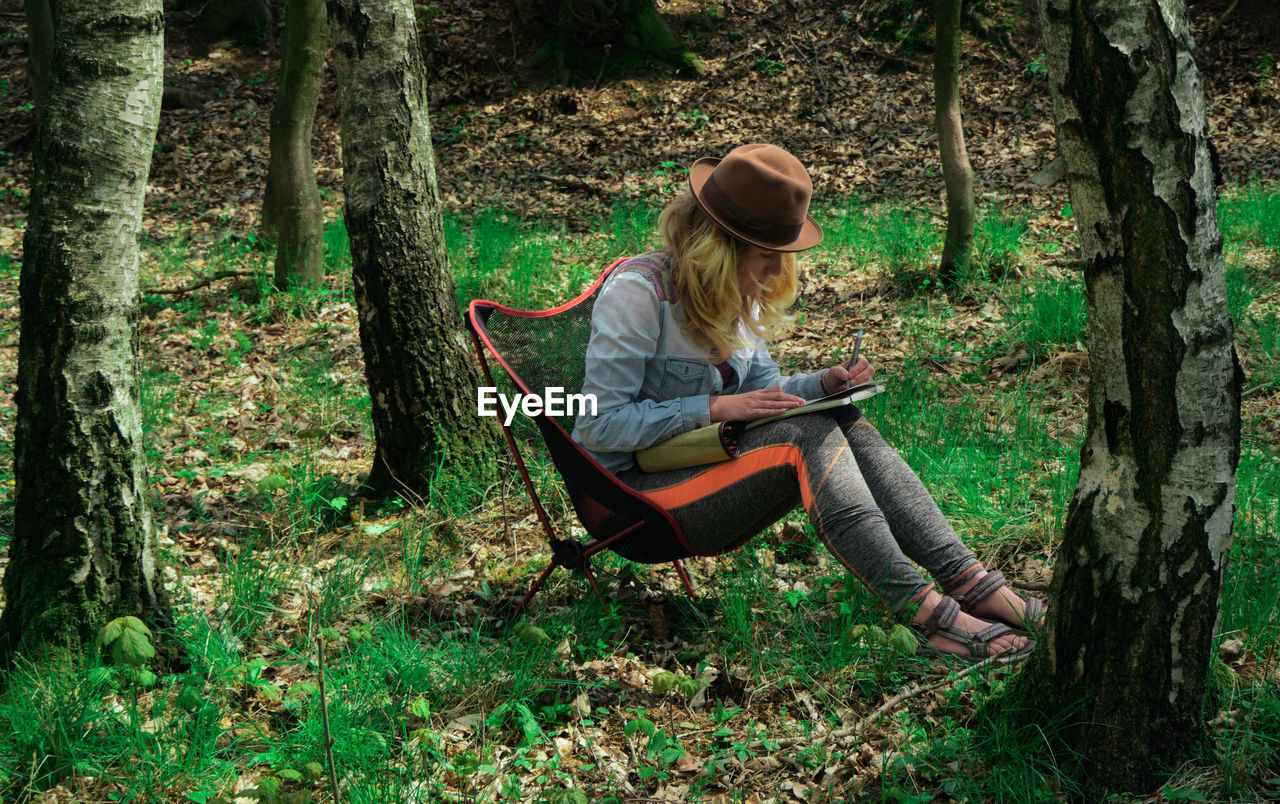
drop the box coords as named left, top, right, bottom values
left=821, top=356, right=875, bottom=395
left=709, top=386, right=806, bottom=422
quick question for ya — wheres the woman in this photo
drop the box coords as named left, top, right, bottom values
left=573, top=144, right=1045, bottom=660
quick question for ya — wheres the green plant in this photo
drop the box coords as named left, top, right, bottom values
left=753, top=56, right=785, bottom=75
left=96, top=616, right=157, bottom=687
left=1024, top=53, right=1047, bottom=80
left=679, top=108, right=709, bottom=130
left=847, top=622, right=919, bottom=676
left=1256, top=52, right=1275, bottom=88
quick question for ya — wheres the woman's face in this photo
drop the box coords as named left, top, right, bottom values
left=736, top=246, right=784, bottom=297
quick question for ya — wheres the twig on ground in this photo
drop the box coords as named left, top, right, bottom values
left=852, top=36, right=923, bottom=73
left=788, top=34, right=835, bottom=126
left=841, top=653, right=1028, bottom=742
left=533, top=173, right=614, bottom=200
left=318, top=638, right=342, bottom=804
left=1007, top=577, right=1052, bottom=593
left=146, top=269, right=256, bottom=295
left=1243, top=381, right=1279, bottom=400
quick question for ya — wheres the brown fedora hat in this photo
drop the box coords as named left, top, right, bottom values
left=688, top=143, right=823, bottom=252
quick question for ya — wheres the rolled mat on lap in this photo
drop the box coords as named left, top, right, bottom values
left=634, top=420, right=745, bottom=473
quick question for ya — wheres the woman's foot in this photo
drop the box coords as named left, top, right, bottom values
left=948, top=570, right=1046, bottom=632
left=909, top=590, right=1031, bottom=659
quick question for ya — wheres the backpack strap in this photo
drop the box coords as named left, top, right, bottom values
left=613, top=251, right=675, bottom=302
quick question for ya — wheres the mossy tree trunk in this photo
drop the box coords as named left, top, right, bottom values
left=1, top=0, right=172, bottom=664
left=327, top=0, right=497, bottom=498
left=1016, top=0, right=1242, bottom=792
left=934, top=0, right=975, bottom=285
left=24, top=0, right=55, bottom=121
left=262, top=0, right=328, bottom=289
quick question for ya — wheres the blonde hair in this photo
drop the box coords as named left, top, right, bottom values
left=657, top=192, right=798, bottom=357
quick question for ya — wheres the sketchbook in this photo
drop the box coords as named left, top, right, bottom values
left=634, top=382, right=886, bottom=473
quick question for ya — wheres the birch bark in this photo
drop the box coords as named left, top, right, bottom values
left=1, top=0, right=171, bottom=660
left=327, top=0, right=497, bottom=497
left=1021, top=0, right=1243, bottom=791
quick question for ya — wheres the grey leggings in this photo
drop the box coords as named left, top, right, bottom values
left=616, top=406, right=982, bottom=612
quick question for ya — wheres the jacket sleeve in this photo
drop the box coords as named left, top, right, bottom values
left=737, top=333, right=828, bottom=400
left=573, top=272, right=712, bottom=453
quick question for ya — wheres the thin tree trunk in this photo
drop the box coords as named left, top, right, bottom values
left=934, top=0, right=974, bottom=285
left=263, top=0, right=328, bottom=289
left=1, top=0, right=171, bottom=663
left=327, top=0, right=497, bottom=497
left=1017, top=0, right=1242, bottom=792
left=24, top=0, right=54, bottom=121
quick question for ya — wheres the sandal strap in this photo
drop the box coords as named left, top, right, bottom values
left=952, top=570, right=1007, bottom=607
left=934, top=619, right=1019, bottom=659
left=909, top=595, right=1028, bottom=661
left=914, top=595, right=959, bottom=638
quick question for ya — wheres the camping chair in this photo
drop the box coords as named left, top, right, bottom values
left=465, top=257, right=697, bottom=612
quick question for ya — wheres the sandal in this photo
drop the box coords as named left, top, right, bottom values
left=950, top=571, right=1047, bottom=635
left=907, top=595, right=1033, bottom=663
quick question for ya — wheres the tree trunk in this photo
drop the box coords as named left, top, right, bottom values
left=934, top=0, right=974, bottom=285
left=1018, top=0, right=1243, bottom=792
left=24, top=0, right=54, bottom=121
left=1, top=0, right=171, bottom=664
left=327, top=0, right=497, bottom=498
left=262, top=0, right=328, bottom=289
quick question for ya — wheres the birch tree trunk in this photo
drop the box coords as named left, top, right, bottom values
left=327, top=0, right=497, bottom=497
left=1, top=0, right=171, bottom=662
left=1020, top=0, right=1243, bottom=791
left=262, top=0, right=328, bottom=289
left=934, top=0, right=975, bottom=285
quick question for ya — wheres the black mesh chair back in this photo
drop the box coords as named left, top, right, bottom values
left=465, top=258, right=695, bottom=609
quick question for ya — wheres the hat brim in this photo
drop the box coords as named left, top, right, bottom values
left=688, top=157, right=823, bottom=253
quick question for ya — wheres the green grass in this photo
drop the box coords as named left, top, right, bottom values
left=1219, top=183, right=1280, bottom=253
left=1, top=189, right=1277, bottom=802
left=1004, top=274, right=1088, bottom=361
left=971, top=208, right=1030, bottom=282
left=863, top=363, right=1078, bottom=556
left=819, top=199, right=936, bottom=292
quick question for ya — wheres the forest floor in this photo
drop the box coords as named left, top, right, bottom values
left=0, top=1, right=1278, bottom=803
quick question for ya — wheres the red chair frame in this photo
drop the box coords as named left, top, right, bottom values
left=465, top=258, right=697, bottom=613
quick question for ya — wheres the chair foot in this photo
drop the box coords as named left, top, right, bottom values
left=673, top=559, right=696, bottom=598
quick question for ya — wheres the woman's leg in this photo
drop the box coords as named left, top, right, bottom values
left=837, top=410, right=1042, bottom=627
left=835, top=412, right=982, bottom=588
left=621, top=413, right=930, bottom=610
left=619, top=414, right=1027, bottom=656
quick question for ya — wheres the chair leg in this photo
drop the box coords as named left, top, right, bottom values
left=582, top=520, right=647, bottom=559
left=673, top=559, right=696, bottom=598
left=581, top=563, right=605, bottom=603
left=515, top=563, right=557, bottom=616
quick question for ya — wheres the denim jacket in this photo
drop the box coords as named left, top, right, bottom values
left=572, top=252, right=827, bottom=473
